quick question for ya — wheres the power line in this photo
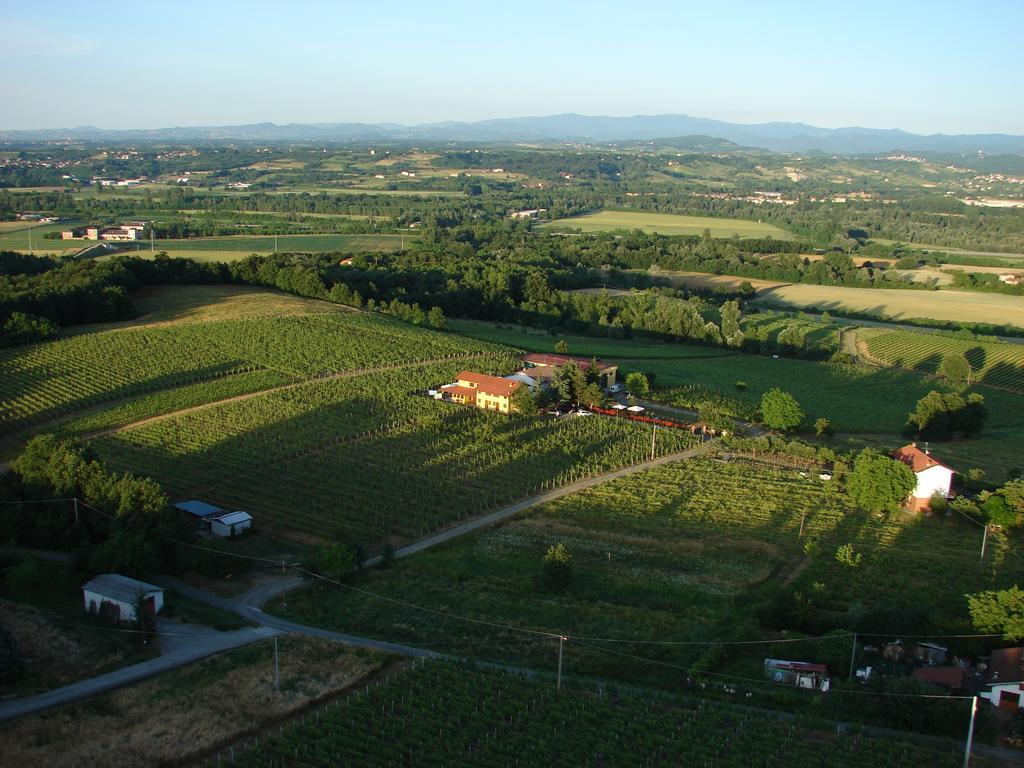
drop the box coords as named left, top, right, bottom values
left=5, top=497, right=1017, bottom=648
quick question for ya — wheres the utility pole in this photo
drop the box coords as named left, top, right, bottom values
left=848, top=632, right=858, bottom=679
left=556, top=636, right=566, bottom=691
left=274, top=636, right=280, bottom=692
left=73, top=497, right=79, bottom=524
left=981, top=525, right=989, bottom=562
left=798, top=510, right=806, bottom=539
left=963, top=696, right=978, bottom=768
left=150, top=225, right=154, bottom=253
left=650, top=425, right=657, bottom=461
left=28, top=225, right=32, bottom=255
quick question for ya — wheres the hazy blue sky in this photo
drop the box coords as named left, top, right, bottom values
left=2, top=0, right=1021, bottom=134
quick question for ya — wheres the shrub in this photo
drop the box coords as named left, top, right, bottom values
left=542, top=543, right=572, bottom=591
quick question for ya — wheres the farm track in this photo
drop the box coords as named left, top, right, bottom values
left=78, top=353, right=493, bottom=441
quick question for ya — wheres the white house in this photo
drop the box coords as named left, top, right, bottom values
left=82, top=574, right=164, bottom=624
left=981, top=647, right=1024, bottom=709
left=890, top=444, right=954, bottom=512
left=209, top=510, right=253, bottom=537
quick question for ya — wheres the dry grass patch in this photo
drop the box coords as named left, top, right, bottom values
left=0, top=599, right=153, bottom=697
left=0, top=637, right=388, bottom=768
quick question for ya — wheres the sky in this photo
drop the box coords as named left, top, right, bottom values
left=1, top=0, right=1022, bottom=134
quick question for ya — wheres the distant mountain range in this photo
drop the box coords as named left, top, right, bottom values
left=3, top=113, right=1023, bottom=155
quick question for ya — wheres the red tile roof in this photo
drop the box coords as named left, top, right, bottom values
left=455, top=371, right=522, bottom=398
left=441, top=384, right=478, bottom=402
left=912, top=667, right=966, bottom=689
left=523, top=353, right=612, bottom=370
left=891, top=444, right=954, bottom=474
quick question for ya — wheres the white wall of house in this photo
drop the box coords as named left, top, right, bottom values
left=913, top=464, right=953, bottom=500
left=210, top=516, right=252, bottom=537
left=982, top=683, right=1024, bottom=708
left=82, top=588, right=164, bottom=622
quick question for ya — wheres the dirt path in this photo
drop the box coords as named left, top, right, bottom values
left=78, top=353, right=489, bottom=440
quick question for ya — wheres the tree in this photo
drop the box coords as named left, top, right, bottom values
left=814, top=417, right=833, bottom=437
left=91, top=530, right=156, bottom=577
left=760, top=389, right=803, bottom=431
left=511, top=385, right=539, bottom=416
left=553, top=362, right=586, bottom=406
left=578, top=382, right=605, bottom=408
left=720, top=300, right=744, bottom=348
left=846, top=448, right=916, bottom=513
left=427, top=306, right=446, bottom=329
left=982, top=492, right=1021, bottom=528
left=906, top=390, right=986, bottom=440
left=542, top=543, right=572, bottom=591
left=939, top=351, right=971, bottom=386
left=698, top=400, right=733, bottom=434
left=967, top=586, right=1024, bottom=640
left=307, top=543, right=360, bottom=581
left=624, top=371, right=649, bottom=398
left=554, top=339, right=569, bottom=354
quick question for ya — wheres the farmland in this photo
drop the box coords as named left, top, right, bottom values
left=0, top=311, right=499, bottom=431
left=90, top=360, right=697, bottom=545
left=219, top=661, right=983, bottom=768
left=541, top=210, right=794, bottom=239
left=271, top=458, right=1020, bottom=714
left=121, top=233, right=412, bottom=262
left=753, top=283, right=1024, bottom=329
left=862, top=329, right=1024, bottom=394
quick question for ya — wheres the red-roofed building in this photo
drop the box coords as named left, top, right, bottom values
left=441, top=371, right=522, bottom=414
left=522, top=353, right=618, bottom=388
left=912, top=666, right=967, bottom=691
left=890, top=444, right=955, bottom=512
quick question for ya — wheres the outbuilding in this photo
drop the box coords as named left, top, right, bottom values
left=209, top=510, right=253, bottom=537
left=82, top=573, right=164, bottom=624
left=175, top=499, right=225, bottom=528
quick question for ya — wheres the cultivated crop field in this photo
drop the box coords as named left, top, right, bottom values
left=0, top=222, right=83, bottom=255
left=446, top=318, right=745, bottom=360
left=272, top=459, right=1018, bottom=690
left=863, top=329, right=1024, bottom=393
left=754, top=283, right=1024, bottom=329
left=90, top=360, right=697, bottom=545
left=93, top=233, right=411, bottom=262
left=0, top=312, right=500, bottom=430
left=541, top=210, right=793, bottom=239
left=219, top=661, right=981, bottom=768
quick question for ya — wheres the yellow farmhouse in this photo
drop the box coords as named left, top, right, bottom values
left=442, top=371, right=522, bottom=414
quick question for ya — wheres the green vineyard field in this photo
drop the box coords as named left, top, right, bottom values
left=218, top=661, right=980, bottom=768
left=91, top=360, right=697, bottom=545
left=273, top=458, right=1021, bottom=688
left=864, top=330, right=1024, bottom=393
left=0, top=312, right=502, bottom=429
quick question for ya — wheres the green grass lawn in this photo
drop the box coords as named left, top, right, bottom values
left=540, top=210, right=793, bottom=239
